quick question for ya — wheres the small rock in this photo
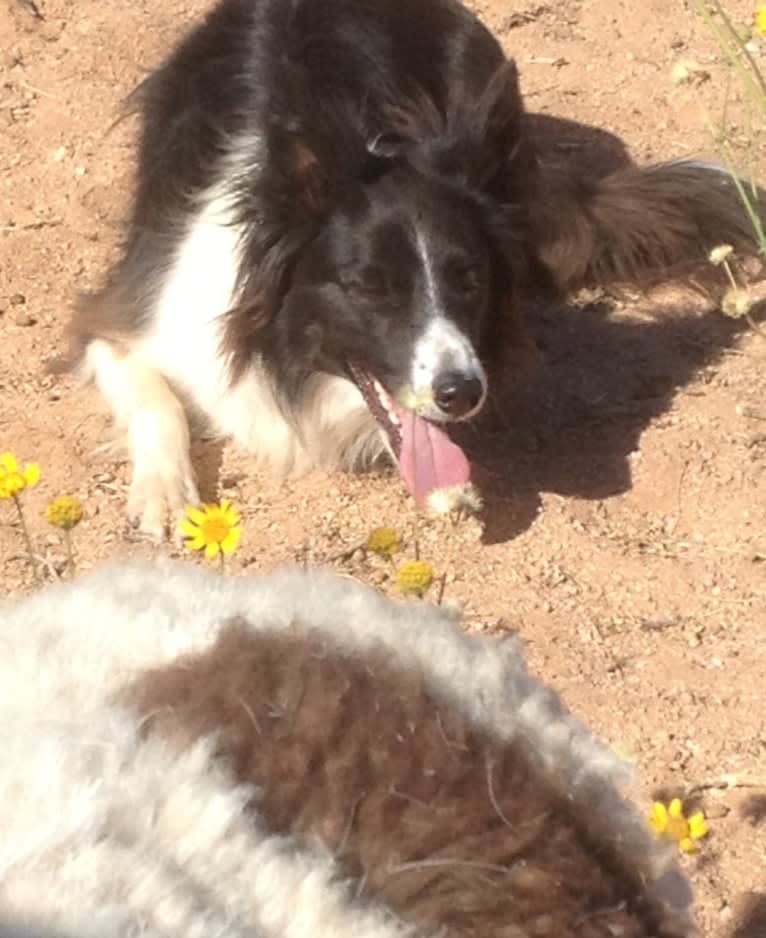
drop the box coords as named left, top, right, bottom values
left=2, top=49, right=24, bottom=68
left=42, top=23, right=65, bottom=44
left=9, top=292, right=26, bottom=305
left=704, top=803, right=730, bottom=820
left=14, top=310, right=36, bottom=327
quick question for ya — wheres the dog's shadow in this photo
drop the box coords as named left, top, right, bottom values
left=460, top=297, right=744, bottom=545
left=455, top=112, right=754, bottom=546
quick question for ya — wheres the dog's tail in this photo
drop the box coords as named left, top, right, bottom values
left=534, top=157, right=765, bottom=292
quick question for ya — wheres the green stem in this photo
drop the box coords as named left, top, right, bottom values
left=12, top=494, right=42, bottom=587
left=688, top=0, right=765, bottom=107
left=698, top=103, right=766, bottom=253
left=720, top=143, right=766, bottom=253
left=711, top=0, right=766, bottom=100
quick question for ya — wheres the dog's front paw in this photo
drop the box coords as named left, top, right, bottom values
left=127, top=457, right=200, bottom=543
left=127, top=410, right=200, bottom=543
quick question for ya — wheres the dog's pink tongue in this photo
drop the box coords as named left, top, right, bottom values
left=398, top=408, right=470, bottom=508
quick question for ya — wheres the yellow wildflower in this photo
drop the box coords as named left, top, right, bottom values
left=46, top=495, right=84, bottom=530
left=179, top=500, right=242, bottom=560
left=366, top=526, right=401, bottom=558
left=649, top=799, right=709, bottom=854
left=754, top=6, right=766, bottom=35
left=396, top=559, right=435, bottom=597
left=0, top=452, right=41, bottom=499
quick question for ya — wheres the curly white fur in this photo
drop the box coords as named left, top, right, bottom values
left=0, top=562, right=696, bottom=938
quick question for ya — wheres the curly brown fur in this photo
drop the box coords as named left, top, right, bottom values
left=124, top=621, right=677, bottom=938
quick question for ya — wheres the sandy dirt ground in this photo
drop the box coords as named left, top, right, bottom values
left=1, top=1, right=765, bottom=934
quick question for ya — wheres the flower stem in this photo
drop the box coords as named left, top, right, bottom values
left=721, top=243, right=766, bottom=340
left=688, top=0, right=766, bottom=107
left=64, top=528, right=76, bottom=578
left=436, top=572, right=447, bottom=605
left=219, top=550, right=225, bottom=575
left=722, top=258, right=739, bottom=292
left=12, top=494, right=42, bottom=587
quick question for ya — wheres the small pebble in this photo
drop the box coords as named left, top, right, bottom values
left=14, top=310, right=36, bottom=326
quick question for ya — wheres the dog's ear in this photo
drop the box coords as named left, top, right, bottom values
left=269, top=129, right=332, bottom=214
left=386, top=60, right=529, bottom=195
left=473, top=61, right=524, bottom=150
left=222, top=126, right=337, bottom=380
left=453, top=59, right=527, bottom=191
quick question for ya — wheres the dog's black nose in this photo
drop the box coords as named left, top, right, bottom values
left=432, top=371, right=484, bottom=418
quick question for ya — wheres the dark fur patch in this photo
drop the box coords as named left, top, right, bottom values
left=123, top=622, right=669, bottom=938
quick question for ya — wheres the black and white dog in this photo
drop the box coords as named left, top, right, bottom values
left=72, top=0, right=762, bottom=538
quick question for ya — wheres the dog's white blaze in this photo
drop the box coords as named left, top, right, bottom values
left=416, top=229, right=442, bottom=319
left=411, top=228, right=487, bottom=419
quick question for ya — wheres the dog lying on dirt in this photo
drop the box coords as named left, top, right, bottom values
left=1, top=562, right=696, bottom=938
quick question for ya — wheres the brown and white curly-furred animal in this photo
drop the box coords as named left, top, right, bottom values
left=1, top=562, right=696, bottom=938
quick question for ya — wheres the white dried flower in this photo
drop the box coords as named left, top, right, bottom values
left=670, top=58, right=709, bottom=86
left=427, top=482, right=483, bottom=517
left=721, top=287, right=754, bottom=319
left=709, top=244, right=734, bottom=266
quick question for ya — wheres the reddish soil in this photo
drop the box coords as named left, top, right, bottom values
left=1, top=2, right=765, bottom=935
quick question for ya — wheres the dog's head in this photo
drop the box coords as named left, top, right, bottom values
left=234, top=61, right=532, bottom=505
left=286, top=165, right=510, bottom=502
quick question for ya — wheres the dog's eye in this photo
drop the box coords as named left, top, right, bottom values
left=348, top=268, right=388, bottom=297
